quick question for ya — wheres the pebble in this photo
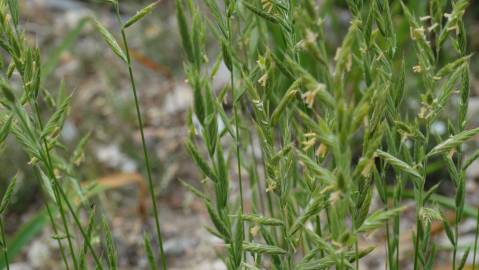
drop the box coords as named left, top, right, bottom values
left=27, top=240, right=50, bottom=269
left=164, top=238, right=198, bottom=256
left=9, top=263, right=33, bottom=270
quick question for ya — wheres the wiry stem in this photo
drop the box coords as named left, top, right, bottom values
left=53, top=183, right=78, bottom=270
left=44, top=200, right=71, bottom=270
left=0, top=218, right=9, bottom=270
left=115, top=5, right=167, bottom=268
left=473, top=206, right=479, bottom=270
left=227, top=1, right=245, bottom=261
left=32, top=103, right=100, bottom=269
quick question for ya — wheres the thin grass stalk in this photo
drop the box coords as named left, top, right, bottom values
left=42, top=177, right=71, bottom=270
left=394, top=176, right=404, bottom=270
left=260, top=147, right=276, bottom=228
left=31, top=103, right=87, bottom=270
left=473, top=205, right=479, bottom=270
left=226, top=0, right=245, bottom=262
left=354, top=236, right=359, bottom=270
left=414, top=153, right=426, bottom=270
left=4, top=30, right=92, bottom=270
left=412, top=184, right=422, bottom=270
left=54, top=177, right=104, bottom=268
left=0, top=218, right=9, bottom=270
left=18, top=121, right=71, bottom=270
left=54, top=184, right=78, bottom=269
left=383, top=217, right=391, bottom=270
left=453, top=209, right=458, bottom=270
left=78, top=206, right=96, bottom=270
left=454, top=23, right=470, bottom=270
left=314, top=215, right=324, bottom=258
left=16, top=88, right=101, bottom=269
left=113, top=4, right=167, bottom=268
left=29, top=99, right=80, bottom=270
left=228, top=4, right=244, bottom=218
left=247, top=130, right=265, bottom=215
left=144, top=233, right=159, bottom=270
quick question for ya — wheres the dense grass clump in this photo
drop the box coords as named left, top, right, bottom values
left=177, top=0, right=479, bottom=269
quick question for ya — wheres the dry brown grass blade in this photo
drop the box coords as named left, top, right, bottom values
left=129, top=49, right=174, bottom=81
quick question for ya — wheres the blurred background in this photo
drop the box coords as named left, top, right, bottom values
left=2, top=0, right=479, bottom=269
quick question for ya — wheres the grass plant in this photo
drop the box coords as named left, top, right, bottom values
left=176, top=0, right=479, bottom=269
left=0, top=0, right=166, bottom=269
left=0, top=0, right=479, bottom=269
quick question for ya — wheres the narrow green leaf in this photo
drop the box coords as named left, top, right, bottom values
left=41, top=94, right=72, bottom=139
left=103, top=218, right=118, bottom=270
left=0, top=115, right=13, bottom=145
left=435, top=54, right=472, bottom=79
left=215, top=142, right=228, bottom=208
left=242, top=262, right=261, bottom=270
left=175, top=0, right=194, bottom=63
left=354, top=187, right=373, bottom=229
left=71, top=131, right=91, bottom=166
left=296, top=246, right=374, bottom=270
left=375, top=150, right=422, bottom=180
left=232, top=216, right=243, bottom=268
left=290, top=188, right=331, bottom=235
left=296, top=150, right=336, bottom=184
left=205, top=202, right=230, bottom=241
left=179, top=179, right=210, bottom=202
left=428, top=127, right=479, bottom=157
left=185, top=140, right=218, bottom=182
left=240, top=214, right=283, bottom=226
left=39, top=171, right=56, bottom=202
left=93, top=18, right=127, bottom=63
left=271, top=86, right=299, bottom=126
left=242, top=1, right=281, bottom=24
left=0, top=81, right=16, bottom=103
left=464, top=149, right=479, bottom=170
left=437, top=0, right=469, bottom=49
left=7, top=0, right=19, bottom=26
left=221, top=41, right=233, bottom=71
left=443, top=215, right=455, bottom=246
left=458, top=246, right=470, bottom=270
left=123, top=1, right=159, bottom=29
left=143, top=233, right=158, bottom=270
left=0, top=176, right=17, bottom=215
left=242, top=242, right=287, bottom=255
left=79, top=206, right=96, bottom=270
left=357, top=207, right=405, bottom=232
